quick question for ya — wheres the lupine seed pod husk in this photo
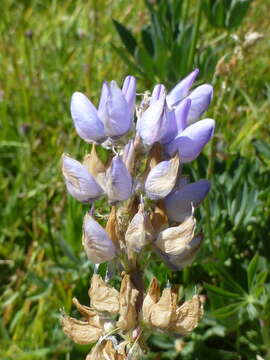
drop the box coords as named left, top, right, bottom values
left=125, top=202, right=154, bottom=252
left=169, top=295, right=203, bottom=335
left=61, top=314, right=103, bottom=345
left=149, top=287, right=177, bottom=329
left=89, top=274, right=120, bottom=314
left=155, top=215, right=196, bottom=256
left=105, top=206, right=120, bottom=249
left=142, top=277, right=160, bottom=324
left=117, top=273, right=139, bottom=332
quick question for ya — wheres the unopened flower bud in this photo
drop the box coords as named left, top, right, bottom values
left=62, top=154, right=103, bottom=202
left=145, top=154, right=180, bottom=200
left=167, top=68, right=199, bottom=108
left=98, top=80, right=133, bottom=138
left=89, top=274, right=120, bottom=314
left=122, top=75, right=137, bottom=115
left=71, top=92, right=106, bottom=143
left=106, top=155, right=133, bottom=203
left=82, top=213, right=116, bottom=264
left=117, top=273, right=139, bottom=331
left=125, top=201, right=154, bottom=252
left=187, top=84, right=213, bottom=124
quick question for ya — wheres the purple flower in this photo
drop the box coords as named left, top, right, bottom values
left=137, top=90, right=177, bottom=147
left=82, top=213, right=116, bottom=264
left=187, top=84, right=213, bottom=124
left=165, top=118, right=215, bottom=163
left=106, top=155, right=133, bottom=203
left=62, top=154, right=103, bottom=202
left=71, top=76, right=136, bottom=143
left=166, top=69, right=199, bottom=108
left=164, top=179, right=211, bottom=222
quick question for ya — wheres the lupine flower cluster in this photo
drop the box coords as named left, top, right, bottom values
left=61, top=69, right=215, bottom=359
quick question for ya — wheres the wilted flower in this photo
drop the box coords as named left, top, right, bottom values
left=106, top=155, right=133, bottom=203
left=82, top=212, right=116, bottom=264
left=62, top=154, right=103, bottom=202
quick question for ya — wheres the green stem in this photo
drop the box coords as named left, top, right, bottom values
left=261, top=319, right=270, bottom=360
left=186, top=0, right=202, bottom=73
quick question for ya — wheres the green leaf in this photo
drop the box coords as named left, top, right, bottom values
left=226, top=0, right=251, bottom=29
left=205, top=283, right=242, bottom=299
left=112, top=45, right=145, bottom=76
left=112, top=19, right=137, bottom=55
left=211, top=263, right=246, bottom=295
left=247, top=253, right=260, bottom=290
left=212, top=302, right=244, bottom=318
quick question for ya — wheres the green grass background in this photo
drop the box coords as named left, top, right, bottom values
left=0, top=0, right=270, bottom=359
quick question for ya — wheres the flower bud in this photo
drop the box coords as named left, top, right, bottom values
left=106, top=155, right=133, bottom=203
left=122, top=75, right=136, bottom=115
left=150, top=84, right=166, bottom=104
left=98, top=80, right=133, bottom=138
left=122, top=139, right=135, bottom=175
left=155, top=215, right=196, bottom=256
left=165, top=118, right=215, bottom=163
left=117, top=273, right=139, bottom=331
left=145, top=154, right=180, bottom=200
left=70, top=92, right=106, bottom=143
left=164, top=180, right=210, bottom=222
left=137, top=94, right=177, bottom=147
left=82, top=213, right=116, bottom=264
left=89, top=274, right=120, bottom=314
left=174, top=98, right=191, bottom=133
left=187, top=84, right=213, bottom=124
left=125, top=202, right=154, bottom=252
left=62, top=154, right=103, bottom=202
left=167, top=69, right=199, bottom=108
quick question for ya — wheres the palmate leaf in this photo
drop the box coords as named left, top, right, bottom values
left=212, top=301, right=244, bottom=318
left=211, top=263, right=246, bottom=295
left=205, top=283, right=242, bottom=299
left=247, top=253, right=260, bottom=291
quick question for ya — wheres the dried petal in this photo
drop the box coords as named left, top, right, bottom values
left=122, top=139, right=135, bottom=175
left=170, top=295, right=203, bottom=335
left=145, top=154, right=180, bottom=200
left=117, top=274, right=139, bottom=331
left=82, top=213, right=116, bottom=264
left=125, top=202, right=154, bottom=252
left=89, top=274, right=120, bottom=314
left=105, top=206, right=120, bottom=248
left=150, top=201, right=169, bottom=234
left=61, top=314, right=102, bottom=345
left=155, top=215, right=196, bottom=256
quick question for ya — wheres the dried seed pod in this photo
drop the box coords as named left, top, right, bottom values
left=150, top=201, right=168, bottom=234
left=155, top=215, right=196, bottom=256
left=142, top=277, right=160, bottom=324
left=169, top=295, right=203, bottom=335
left=105, top=206, right=120, bottom=248
left=61, top=314, right=103, bottom=345
left=117, top=273, right=139, bottom=331
left=89, top=274, right=120, bottom=314
left=125, top=202, right=154, bottom=252
left=149, top=287, right=176, bottom=329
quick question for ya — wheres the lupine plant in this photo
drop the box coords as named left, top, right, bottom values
left=60, top=69, right=215, bottom=359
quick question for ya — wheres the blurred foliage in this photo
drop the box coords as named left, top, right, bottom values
left=0, top=0, right=270, bottom=359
